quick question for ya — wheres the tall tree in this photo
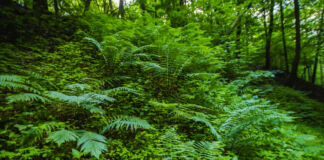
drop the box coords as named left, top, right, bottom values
left=311, top=8, right=323, bottom=84
left=119, top=0, right=124, bottom=17
left=33, top=0, right=48, bottom=13
left=180, top=0, right=185, bottom=6
left=289, top=0, right=301, bottom=84
left=83, top=0, right=92, bottom=14
left=265, top=0, right=274, bottom=70
left=235, top=0, right=243, bottom=58
left=109, top=0, right=113, bottom=12
left=54, top=0, right=59, bottom=15
left=280, top=0, right=289, bottom=72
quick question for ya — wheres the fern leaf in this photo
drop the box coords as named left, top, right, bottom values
left=65, top=83, right=92, bottom=92
left=0, top=75, right=24, bottom=82
left=83, top=104, right=106, bottom=114
left=7, top=93, right=49, bottom=104
left=103, top=87, right=140, bottom=96
left=77, top=131, right=107, bottom=159
left=102, top=116, right=153, bottom=133
left=48, top=129, right=78, bottom=146
left=84, top=37, right=103, bottom=52
left=192, top=116, right=222, bottom=141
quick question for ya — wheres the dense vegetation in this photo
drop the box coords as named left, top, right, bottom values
left=0, top=0, right=323, bottom=159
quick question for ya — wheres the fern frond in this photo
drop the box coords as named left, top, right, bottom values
left=102, top=116, right=153, bottom=133
left=7, top=93, right=49, bottom=104
left=17, top=122, right=65, bottom=145
left=103, top=87, right=140, bottom=96
left=83, top=104, right=106, bottom=114
left=48, top=129, right=78, bottom=146
left=193, top=141, right=224, bottom=159
left=65, top=83, right=92, bottom=92
left=191, top=116, right=222, bottom=141
left=84, top=37, right=104, bottom=52
left=0, top=81, right=40, bottom=93
left=0, top=75, right=24, bottom=82
left=102, top=76, right=131, bottom=87
left=77, top=131, right=107, bottom=159
left=82, top=93, right=116, bottom=103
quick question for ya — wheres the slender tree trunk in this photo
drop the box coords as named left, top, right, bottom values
left=109, top=0, right=113, bottom=11
left=320, top=58, right=323, bottom=85
left=119, top=0, right=124, bottom=17
left=180, top=0, right=185, bottom=6
left=226, top=2, right=252, bottom=35
left=289, top=0, right=301, bottom=85
left=311, top=8, right=323, bottom=84
left=265, top=0, right=274, bottom=70
left=235, top=0, right=243, bottom=58
left=103, top=0, right=107, bottom=13
left=83, top=0, right=91, bottom=15
left=33, top=0, right=48, bottom=13
left=280, top=0, right=289, bottom=72
left=24, top=0, right=28, bottom=8
left=140, top=0, right=146, bottom=11
left=54, top=0, right=59, bottom=15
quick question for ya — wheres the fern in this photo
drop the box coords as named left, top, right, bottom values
left=103, top=87, right=140, bottom=95
left=84, top=37, right=104, bottom=52
left=158, top=128, right=226, bottom=159
left=77, top=131, right=107, bottom=159
left=64, top=83, right=92, bottom=92
left=48, top=129, right=108, bottom=159
left=15, top=122, right=65, bottom=145
left=193, top=141, right=225, bottom=160
left=48, top=129, right=78, bottom=146
left=0, top=75, right=41, bottom=93
left=0, top=75, right=24, bottom=82
left=102, top=115, right=153, bottom=133
left=191, top=116, right=222, bottom=141
left=7, top=93, right=49, bottom=104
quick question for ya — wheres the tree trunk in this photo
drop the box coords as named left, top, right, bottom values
left=119, top=0, right=124, bottom=17
left=180, top=0, right=185, bottom=6
left=280, top=0, right=289, bottom=73
left=109, top=0, right=113, bottom=11
left=24, top=0, right=28, bottom=8
left=103, top=0, right=107, bottom=13
left=289, top=0, right=301, bottom=85
left=140, top=0, right=146, bottom=11
left=54, top=0, right=59, bottom=15
left=33, top=0, right=48, bottom=13
left=320, top=59, right=323, bottom=85
left=265, top=0, right=274, bottom=70
left=83, top=0, right=91, bottom=15
left=311, top=8, right=323, bottom=84
left=235, top=0, right=243, bottom=58
left=226, top=2, right=252, bottom=35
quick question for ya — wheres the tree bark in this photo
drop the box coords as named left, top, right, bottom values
left=235, top=0, right=243, bottom=58
left=109, top=0, right=113, bottom=11
left=180, top=0, right=185, bottom=6
left=54, top=0, right=59, bottom=15
left=119, top=0, right=124, bottom=17
left=280, top=0, right=289, bottom=73
left=226, top=2, right=252, bottom=35
left=311, top=8, right=323, bottom=84
left=320, top=59, right=323, bottom=85
left=289, top=0, right=301, bottom=85
left=265, top=0, right=274, bottom=70
left=83, top=0, right=91, bottom=15
left=33, top=0, right=48, bottom=13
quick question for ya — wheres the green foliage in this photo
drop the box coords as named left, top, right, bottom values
left=48, top=129, right=78, bottom=146
left=77, top=131, right=108, bottom=159
left=1, top=2, right=324, bottom=159
left=102, top=115, right=153, bottom=132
